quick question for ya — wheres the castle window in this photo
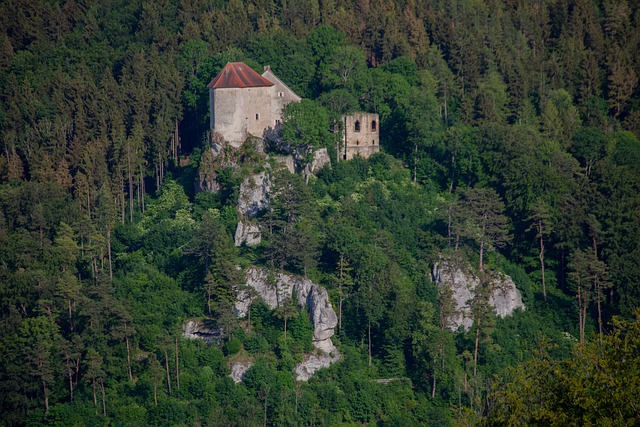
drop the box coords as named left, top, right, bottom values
left=355, top=121, right=361, bottom=132
left=371, top=120, right=377, bottom=131
left=256, top=113, right=260, bottom=120
left=356, top=140, right=360, bottom=145
left=372, top=140, right=375, bottom=145
left=275, top=119, right=281, bottom=125
left=278, top=92, right=284, bottom=97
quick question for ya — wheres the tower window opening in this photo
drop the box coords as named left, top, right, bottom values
left=371, top=120, right=377, bottom=131
left=355, top=121, right=361, bottom=132
left=256, top=113, right=260, bottom=120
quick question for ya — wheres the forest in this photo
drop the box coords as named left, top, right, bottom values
left=0, top=0, right=639, bottom=425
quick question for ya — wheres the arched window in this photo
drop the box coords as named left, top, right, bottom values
left=354, top=121, right=361, bottom=132
left=371, top=120, right=377, bottom=131
left=255, top=113, right=260, bottom=120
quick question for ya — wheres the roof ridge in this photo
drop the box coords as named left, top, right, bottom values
left=208, top=62, right=274, bottom=89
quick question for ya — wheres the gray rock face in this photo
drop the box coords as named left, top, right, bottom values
left=432, top=261, right=525, bottom=331
left=237, top=172, right=270, bottom=218
left=274, top=155, right=295, bottom=174
left=234, top=172, right=271, bottom=246
left=294, top=351, right=341, bottom=382
left=229, top=361, right=253, bottom=383
left=236, top=267, right=340, bottom=380
left=183, top=320, right=223, bottom=344
left=304, top=148, right=331, bottom=179
left=234, top=221, right=261, bottom=246
left=489, top=272, right=525, bottom=318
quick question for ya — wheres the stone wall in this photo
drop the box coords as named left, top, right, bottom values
left=342, top=112, right=380, bottom=160
left=211, top=86, right=274, bottom=148
left=262, top=66, right=301, bottom=127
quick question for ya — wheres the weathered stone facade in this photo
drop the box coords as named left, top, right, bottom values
left=208, top=63, right=301, bottom=148
left=261, top=66, right=302, bottom=126
left=342, top=112, right=380, bottom=160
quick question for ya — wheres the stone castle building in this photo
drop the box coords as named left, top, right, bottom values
left=342, top=112, right=380, bottom=160
left=208, top=62, right=301, bottom=147
left=209, top=62, right=380, bottom=159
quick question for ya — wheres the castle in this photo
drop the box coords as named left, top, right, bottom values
left=208, top=62, right=379, bottom=159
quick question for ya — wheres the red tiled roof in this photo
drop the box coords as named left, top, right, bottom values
left=208, top=62, right=274, bottom=89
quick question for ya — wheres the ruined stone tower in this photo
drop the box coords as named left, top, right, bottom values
left=342, top=112, right=380, bottom=160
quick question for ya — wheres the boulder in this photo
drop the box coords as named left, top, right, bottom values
left=432, top=261, right=525, bottom=331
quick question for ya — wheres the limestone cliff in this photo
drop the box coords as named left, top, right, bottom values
left=236, top=267, right=340, bottom=380
left=183, top=320, right=223, bottom=344
left=234, top=171, right=270, bottom=246
left=432, top=260, right=525, bottom=331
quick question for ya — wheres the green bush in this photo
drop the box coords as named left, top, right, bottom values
left=224, top=337, right=243, bottom=356
left=244, top=333, right=270, bottom=354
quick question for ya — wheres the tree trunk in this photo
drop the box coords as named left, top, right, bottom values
left=101, top=380, right=106, bottom=416
left=107, top=227, right=113, bottom=281
left=368, top=320, right=372, bottom=367
left=473, top=313, right=481, bottom=378
left=67, top=361, right=74, bottom=401
left=93, top=378, right=98, bottom=413
left=127, top=143, right=133, bottom=223
left=338, top=296, right=343, bottom=336
left=577, top=277, right=584, bottom=344
left=432, top=372, right=437, bottom=399
left=165, top=350, right=172, bottom=395
left=593, top=237, right=603, bottom=348
left=413, top=142, right=418, bottom=183
left=175, top=337, right=180, bottom=391
left=284, top=316, right=287, bottom=340
left=539, top=220, right=546, bottom=301
left=43, top=380, right=49, bottom=415
left=125, top=324, right=132, bottom=382
left=596, top=278, right=603, bottom=348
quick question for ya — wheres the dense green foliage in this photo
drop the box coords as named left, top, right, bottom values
left=1, top=0, right=640, bottom=425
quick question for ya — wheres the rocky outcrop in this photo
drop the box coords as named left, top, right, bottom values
left=229, top=361, right=253, bottom=383
left=432, top=261, right=525, bottom=331
left=237, top=172, right=270, bottom=218
left=236, top=267, right=340, bottom=380
left=304, top=148, right=331, bottom=181
left=234, top=171, right=271, bottom=246
left=274, top=155, right=295, bottom=174
left=234, top=221, right=261, bottom=246
left=489, top=272, right=525, bottom=318
left=183, top=320, right=223, bottom=344
left=295, top=351, right=341, bottom=382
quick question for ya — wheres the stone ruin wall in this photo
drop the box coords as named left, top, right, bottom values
left=343, top=112, right=380, bottom=160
